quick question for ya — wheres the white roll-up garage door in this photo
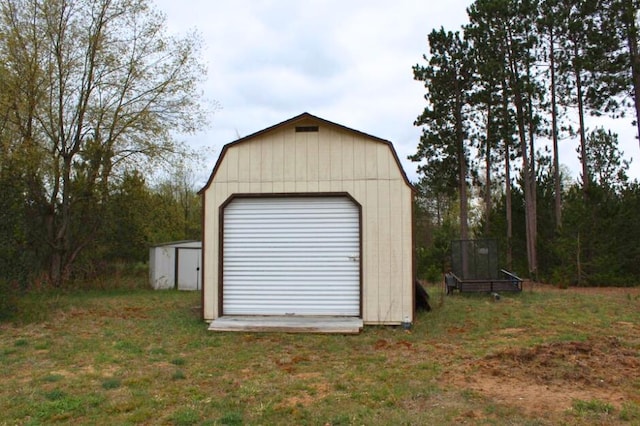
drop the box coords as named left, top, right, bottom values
left=222, top=196, right=360, bottom=316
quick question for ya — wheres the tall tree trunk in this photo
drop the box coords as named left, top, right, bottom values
left=501, top=76, right=513, bottom=271
left=506, top=28, right=537, bottom=277
left=574, top=44, right=590, bottom=197
left=550, top=27, right=562, bottom=229
left=455, top=91, right=469, bottom=242
left=505, top=142, right=513, bottom=271
left=49, top=154, right=74, bottom=287
left=454, top=81, right=469, bottom=279
left=459, top=148, right=468, bottom=243
left=525, top=58, right=538, bottom=280
left=484, top=101, right=493, bottom=235
left=624, top=0, right=640, bottom=147
left=516, top=95, right=537, bottom=278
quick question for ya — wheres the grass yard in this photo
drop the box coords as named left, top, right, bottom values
left=1, top=283, right=639, bottom=425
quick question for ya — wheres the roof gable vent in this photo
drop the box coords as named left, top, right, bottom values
left=295, top=125, right=319, bottom=133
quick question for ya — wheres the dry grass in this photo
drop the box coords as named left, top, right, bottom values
left=1, top=283, right=639, bottom=425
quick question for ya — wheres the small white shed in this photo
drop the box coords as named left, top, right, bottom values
left=149, top=240, right=202, bottom=290
left=199, top=113, right=416, bottom=328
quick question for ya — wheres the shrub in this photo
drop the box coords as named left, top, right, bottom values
left=0, top=280, right=19, bottom=322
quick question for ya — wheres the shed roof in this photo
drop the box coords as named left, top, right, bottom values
left=199, top=112, right=415, bottom=194
left=150, top=240, right=201, bottom=248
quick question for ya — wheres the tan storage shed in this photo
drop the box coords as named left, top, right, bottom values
left=199, top=113, right=415, bottom=329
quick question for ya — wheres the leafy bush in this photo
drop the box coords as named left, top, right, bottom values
left=0, top=280, right=18, bottom=321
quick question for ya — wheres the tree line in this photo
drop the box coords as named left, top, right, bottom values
left=0, top=0, right=207, bottom=291
left=412, top=0, right=640, bottom=285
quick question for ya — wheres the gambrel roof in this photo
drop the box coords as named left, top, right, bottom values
left=199, top=112, right=414, bottom=194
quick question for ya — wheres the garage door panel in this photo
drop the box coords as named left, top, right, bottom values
left=222, top=196, right=360, bottom=316
left=224, top=263, right=359, bottom=270
left=224, top=292, right=360, bottom=299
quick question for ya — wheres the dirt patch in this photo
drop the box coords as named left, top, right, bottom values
left=442, top=333, right=639, bottom=415
left=274, top=354, right=311, bottom=374
left=276, top=372, right=330, bottom=409
left=484, top=337, right=639, bottom=387
left=431, top=284, right=640, bottom=418
left=374, top=339, right=414, bottom=351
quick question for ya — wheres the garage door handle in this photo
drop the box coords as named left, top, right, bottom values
left=348, top=256, right=359, bottom=262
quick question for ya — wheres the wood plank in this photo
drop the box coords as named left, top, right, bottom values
left=341, top=134, right=354, bottom=180
left=261, top=135, right=273, bottom=182
left=237, top=144, right=251, bottom=182
left=364, top=179, right=379, bottom=322
left=295, top=132, right=307, bottom=181
left=318, top=128, right=331, bottom=181
left=365, top=139, right=378, bottom=179
left=376, top=143, right=390, bottom=179
left=250, top=140, right=261, bottom=182
left=307, top=131, right=319, bottom=182
left=224, top=147, right=238, bottom=182
left=353, top=139, right=366, bottom=179
left=272, top=131, right=284, bottom=182
left=283, top=129, right=295, bottom=182
left=330, top=130, right=343, bottom=180
left=208, top=316, right=363, bottom=334
left=377, top=179, right=392, bottom=318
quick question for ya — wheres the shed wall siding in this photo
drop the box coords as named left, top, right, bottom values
left=203, top=122, right=412, bottom=324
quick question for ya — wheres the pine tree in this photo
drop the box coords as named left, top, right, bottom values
left=467, top=0, right=541, bottom=277
left=412, top=28, right=476, bottom=245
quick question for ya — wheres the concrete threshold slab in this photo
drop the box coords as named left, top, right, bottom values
left=208, top=316, right=363, bottom=334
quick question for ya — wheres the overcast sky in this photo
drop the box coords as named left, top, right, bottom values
left=154, top=0, right=639, bottom=186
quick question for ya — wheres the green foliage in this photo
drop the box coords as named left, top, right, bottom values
left=218, top=412, right=243, bottom=426
left=0, top=0, right=208, bottom=288
left=481, top=186, right=529, bottom=277
left=571, top=398, right=615, bottom=415
left=42, top=374, right=64, bottom=383
left=583, top=128, right=630, bottom=191
left=414, top=187, right=460, bottom=279
left=480, top=148, right=640, bottom=285
left=103, top=172, right=176, bottom=263
left=412, top=28, right=475, bottom=241
left=43, top=389, right=66, bottom=401
left=0, top=161, right=45, bottom=288
left=0, top=280, right=19, bottom=321
left=0, top=161, right=201, bottom=286
left=171, top=370, right=186, bottom=380
left=416, top=219, right=458, bottom=279
left=553, top=181, right=640, bottom=285
left=540, top=129, right=638, bottom=285
left=170, top=408, right=200, bottom=426
left=619, top=401, right=640, bottom=421
left=101, top=378, right=121, bottom=390
left=413, top=0, right=640, bottom=284
left=14, top=338, right=28, bottom=347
